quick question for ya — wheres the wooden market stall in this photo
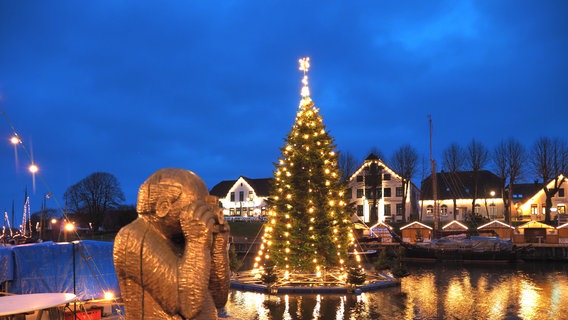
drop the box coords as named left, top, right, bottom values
left=514, top=220, right=557, bottom=244
left=369, top=221, right=394, bottom=243
left=400, top=221, right=433, bottom=243
left=441, top=220, right=468, bottom=239
left=557, top=223, right=568, bottom=244
left=477, top=220, right=515, bottom=240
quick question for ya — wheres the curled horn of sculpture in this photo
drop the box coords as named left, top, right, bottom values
left=113, top=168, right=230, bottom=319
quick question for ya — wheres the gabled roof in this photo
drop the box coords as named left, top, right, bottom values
left=557, top=223, right=568, bottom=229
left=348, top=153, right=418, bottom=189
left=370, top=221, right=392, bottom=230
left=510, top=174, right=567, bottom=206
left=509, top=182, right=542, bottom=203
left=209, top=176, right=273, bottom=197
left=516, top=221, right=555, bottom=229
left=420, top=170, right=502, bottom=201
left=442, top=220, right=468, bottom=231
left=400, top=221, right=432, bottom=230
left=477, top=220, right=515, bottom=230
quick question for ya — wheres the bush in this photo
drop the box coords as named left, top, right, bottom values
left=346, top=264, right=366, bottom=285
left=373, top=247, right=390, bottom=271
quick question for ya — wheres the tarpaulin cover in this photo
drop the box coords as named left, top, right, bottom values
left=5, top=240, right=120, bottom=300
left=0, top=246, right=14, bottom=283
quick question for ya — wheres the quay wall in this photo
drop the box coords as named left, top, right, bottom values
left=517, top=244, right=568, bottom=261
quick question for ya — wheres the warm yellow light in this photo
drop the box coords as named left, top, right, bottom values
left=10, top=136, right=21, bottom=145
left=29, top=164, right=39, bottom=173
left=103, top=291, right=114, bottom=300
left=64, top=222, right=75, bottom=232
left=51, top=218, right=57, bottom=224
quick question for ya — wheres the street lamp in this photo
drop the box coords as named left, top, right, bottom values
left=64, top=221, right=75, bottom=242
left=489, top=190, right=496, bottom=219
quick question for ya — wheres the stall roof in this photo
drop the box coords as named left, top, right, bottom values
left=558, top=223, right=568, bottom=229
left=400, top=221, right=432, bottom=230
left=477, top=220, right=515, bottom=230
left=370, top=221, right=393, bottom=230
left=516, top=221, right=555, bottom=229
left=442, top=220, right=468, bottom=231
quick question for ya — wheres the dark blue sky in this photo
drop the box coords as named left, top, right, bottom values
left=0, top=1, right=567, bottom=224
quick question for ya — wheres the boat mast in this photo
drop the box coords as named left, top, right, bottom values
left=429, top=115, right=439, bottom=236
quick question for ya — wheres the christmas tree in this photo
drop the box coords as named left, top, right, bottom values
left=254, top=58, right=356, bottom=281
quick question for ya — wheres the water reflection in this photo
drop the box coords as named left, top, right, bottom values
left=223, top=262, right=568, bottom=319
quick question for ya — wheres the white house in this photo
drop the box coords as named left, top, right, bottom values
left=512, top=174, right=568, bottom=223
left=420, top=170, right=505, bottom=223
left=209, top=176, right=272, bottom=218
left=345, top=153, right=420, bottom=224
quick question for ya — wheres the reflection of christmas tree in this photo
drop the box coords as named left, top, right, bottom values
left=254, top=58, right=356, bottom=281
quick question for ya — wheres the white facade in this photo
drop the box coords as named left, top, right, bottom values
left=210, top=176, right=270, bottom=218
left=514, top=174, right=568, bottom=222
left=421, top=197, right=505, bottom=223
left=346, top=155, right=420, bottom=224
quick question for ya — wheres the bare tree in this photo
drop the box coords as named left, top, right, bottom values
left=63, top=172, right=125, bottom=232
left=441, top=143, right=466, bottom=219
left=530, top=137, right=568, bottom=223
left=466, top=139, right=489, bottom=221
left=493, top=138, right=526, bottom=223
left=338, top=151, right=359, bottom=182
left=442, top=143, right=466, bottom=172
left=390, top=145, right=419, bottom=222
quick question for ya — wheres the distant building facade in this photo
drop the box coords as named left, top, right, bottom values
left=511, top=174, right=568, bottom=223
left=345, top=154, right=420, bottom=224
left=209, top=176, right=272, bottom=218
left=420, top=170, right=505, bottom=222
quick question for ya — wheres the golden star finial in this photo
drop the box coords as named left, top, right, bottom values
left=298, top=57, right=311, bottom=98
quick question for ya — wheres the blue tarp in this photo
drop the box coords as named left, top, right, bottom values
left=1, top=240, right=120, bottom=300
left=0, top=246, right=14, bottom=283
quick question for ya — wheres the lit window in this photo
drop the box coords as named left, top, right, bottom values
left=441, top=205, right=448, bottom=215
left=396, top=187, right=403, bottom=197
left=396, top=203, right=403, bottom=215
left=426, top=205, right=433, bottom=215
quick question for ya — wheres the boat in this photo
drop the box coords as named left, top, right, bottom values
left=400, top=235, right=522, bottom=263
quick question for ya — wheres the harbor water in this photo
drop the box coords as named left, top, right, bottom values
left=222, top=261, right=568, bottom=319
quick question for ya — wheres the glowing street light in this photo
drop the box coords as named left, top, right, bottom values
left=28, top=163, right=39, bottom=193
left=28, top=163, right=38, bottom=173
left=64, top=221, right=75, bottom=242
left=64, top=222, right=75, bottom=232
left=10, top=135, right=22, bottom=169
left=103, top=291, right=115, bottom=300
left=10, top=135, right=21, bottom=145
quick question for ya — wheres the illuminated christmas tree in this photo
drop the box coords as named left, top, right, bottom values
left=254, top=58, right=356, bottom=282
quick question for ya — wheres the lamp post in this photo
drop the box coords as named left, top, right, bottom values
left=490, top=190, right=496, bottom=219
